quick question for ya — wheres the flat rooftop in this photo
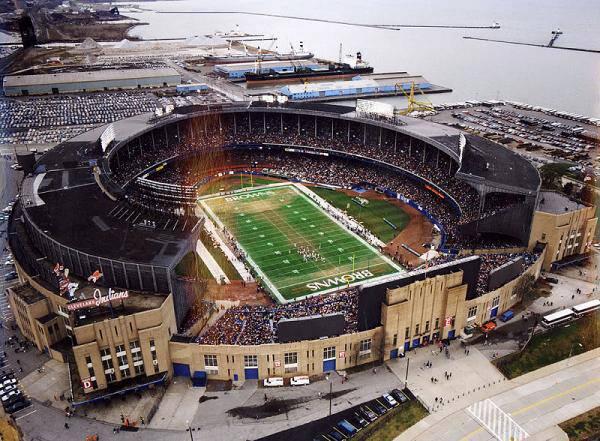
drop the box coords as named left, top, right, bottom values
left=72, top=289, right=167, bottom=327
left=536, top=191, right=587, bottom=214
left=10, top=284, right=46, bottom=305
left=3, top=67, right=180, bottom=87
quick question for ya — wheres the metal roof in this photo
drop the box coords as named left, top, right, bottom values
left=282, top=79, right=380, bottom=94
left=3, top=67, right=180, bottom=87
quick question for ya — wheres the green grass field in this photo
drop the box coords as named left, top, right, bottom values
left=200, top=184, right=402, bottom=301
left=311, top=187, right=410, bottom=243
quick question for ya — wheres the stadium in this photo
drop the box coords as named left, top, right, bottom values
left=7, top=102, right=596, bottom=398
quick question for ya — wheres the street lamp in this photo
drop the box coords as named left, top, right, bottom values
left=186, top=420, right=193, bottom=441
left=569, top=342, right=583, bottom=358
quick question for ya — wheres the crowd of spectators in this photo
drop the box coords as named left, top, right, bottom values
left=477, top=252, right=539, bottom=295
left=197, top=289, right=358, bottom=345
left=110, top=116, right=529, bottom=250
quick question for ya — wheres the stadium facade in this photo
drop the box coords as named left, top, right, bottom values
left=6, top=102, right=596, bottom=399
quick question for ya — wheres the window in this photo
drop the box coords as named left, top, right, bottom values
left=284, top=352, right=298, bottom=373
left=323, top=346, right=336, bottom=360
left=405, top=327, right=410, bottom=339
left=492, top=296, right=500, bottom=308
left=204, top=355, right=218, bottom=368
left=435, top=318, right=440, bottom=329
left=244, top=355, right=258, bottom=368
left=359, top=339, right=372, bottom=354
left=150, top=340, right=159, bottom=373
left=284, top=352, right=298, bottom=365
left=392, top=334, right=398, bottom=347
left=131, top=340, right=143, bottom=374
left=116, top=344, right=129, bottom=373
left=415, top=324, right=420, bottom=335
left=425, top=321, right=430, bottom=333
left=467, top=306, right=478, bottom=320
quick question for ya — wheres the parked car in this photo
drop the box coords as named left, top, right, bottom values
left=350, top=412, right=368, bottom=428
left=481, top=320, right=497, bottom=333
left=4, top=272, right=17, bottom=282
left=391, top=389, right=409, bottom=404
left=500, top=310, right=514, bottom=322
left=359, top=406, right=378, bottom=422
left=5, top=399, right=30, bottom=414
left=327, top=429, right=345, bottom=441
left=290, top=376, right=310, bottom=386
left=336, top=420, right=358, bottom=437
left=382, top=393, right=398, bottom=407
left=1, top=390, right=22, bottom=405
left=263, top=377, right=283, bottom=387
left=371, top=400, right=388, bottom=415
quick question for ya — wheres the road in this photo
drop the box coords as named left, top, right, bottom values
left=0, top=155, right=22, bottom=323
left=398, top=349, right=600, bottom=441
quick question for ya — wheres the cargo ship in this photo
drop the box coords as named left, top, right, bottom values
left=244, top=52, right=373, bottom=87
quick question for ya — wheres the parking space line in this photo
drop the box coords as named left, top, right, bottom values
left=14, top=408, right=36, bottom=420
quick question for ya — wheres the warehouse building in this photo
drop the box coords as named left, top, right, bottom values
left=279, top=78, right=431, bottom=100
left=214, top=60, right=321, bottom=79
left=3, top=67, right=181, bottom=96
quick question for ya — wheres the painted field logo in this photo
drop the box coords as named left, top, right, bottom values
left=225, top=191, right=275, bottom=203
left=306, top=270, right=374, bottom=291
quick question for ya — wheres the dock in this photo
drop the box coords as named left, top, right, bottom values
left=243, top=72, right=452, bottom=103
left=463, top=36, right=600, bottom=54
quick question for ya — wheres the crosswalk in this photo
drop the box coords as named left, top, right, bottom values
left=467, top=399, right=528, bottom=441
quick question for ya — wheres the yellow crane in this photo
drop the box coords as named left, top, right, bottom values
left=396, top=81, right=434, bottom=115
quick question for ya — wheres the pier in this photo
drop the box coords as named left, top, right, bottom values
left=463, top=36, right=600, bottom=54
left=157, top=11, right=501, bottom=31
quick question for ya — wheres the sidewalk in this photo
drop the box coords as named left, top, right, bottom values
left=396, top=347, right=600, bottom=440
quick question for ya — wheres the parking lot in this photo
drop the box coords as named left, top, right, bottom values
left=259, top=388, right=415, bottom=441
left=0, top=91, right=157, bottom=145
left=428, top=101, right=600, bottom=166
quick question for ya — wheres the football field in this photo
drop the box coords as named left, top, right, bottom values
left=199, top=184, right=403, bottom=302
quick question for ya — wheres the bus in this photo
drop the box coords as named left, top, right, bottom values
left=541, top=309, right=575, bottom=328
left=572, top=299, right=600, bottom=317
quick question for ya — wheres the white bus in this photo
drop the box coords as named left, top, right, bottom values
left=541, top=308, right=575, bottom=328
left=572, top=299, right=600, bottom=317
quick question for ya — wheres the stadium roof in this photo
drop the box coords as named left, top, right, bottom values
left=458, top=134, right=540, bottom=193
left=3, top=67, right=180, bottom=87
left=281, top=79, right=380, bottom=94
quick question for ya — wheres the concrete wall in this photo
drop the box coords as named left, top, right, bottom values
left=381, top=249, right=545, bottom=359
left=169, top=328, right=383, bottom=381
left=72, top=295, right=176, bottom=393
left=529, top=203, right=597, bottom=270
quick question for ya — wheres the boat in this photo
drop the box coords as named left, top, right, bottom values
left=551, top=27, right=563, bottom=35
left=245, top=52, right=374, bottom=87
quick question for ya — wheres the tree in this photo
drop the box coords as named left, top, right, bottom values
left=513, top=273, right=536, bottom=303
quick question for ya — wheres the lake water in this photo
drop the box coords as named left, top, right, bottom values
left=96, top=1, right=600, bottom=117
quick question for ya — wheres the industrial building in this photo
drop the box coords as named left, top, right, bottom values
left=214, top=60, right=321, bottom=79
left=3, top=67, right=181, bottom=96
left=279, top=78, right=432, bottom=100
left=176, top=83, right=208, bottom=94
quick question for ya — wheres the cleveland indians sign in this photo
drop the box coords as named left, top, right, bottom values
left=66, top=288, right=129, bottom=311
